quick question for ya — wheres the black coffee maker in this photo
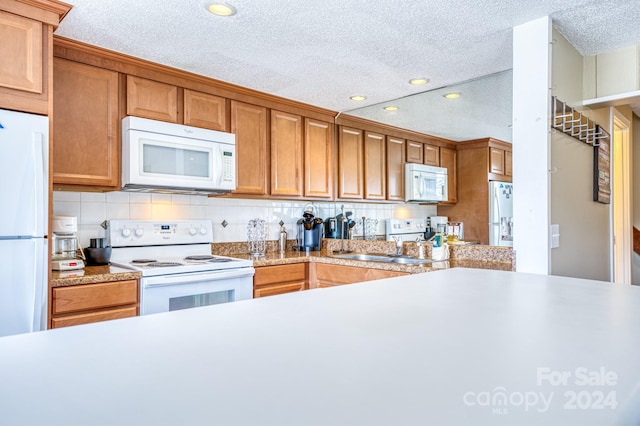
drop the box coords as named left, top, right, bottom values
left=297, top=209, right=323, bottom=251
left=324, top=211, right=354, bottom=239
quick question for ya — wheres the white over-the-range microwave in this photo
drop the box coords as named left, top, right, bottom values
left=122, top=116, right=236, bottom=195
left=404, top=163, right=448, bottom=203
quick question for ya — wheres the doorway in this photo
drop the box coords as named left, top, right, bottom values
left=611, top=108, right=631, bottom=284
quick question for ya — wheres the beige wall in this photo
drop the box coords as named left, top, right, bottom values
left=550, top=30, right=611, bottom=281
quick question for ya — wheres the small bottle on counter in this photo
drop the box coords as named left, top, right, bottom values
left=279, top=225, right=287, bottom=253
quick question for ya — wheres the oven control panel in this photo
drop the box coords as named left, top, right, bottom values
left=108, top=220, right=214, bottom=247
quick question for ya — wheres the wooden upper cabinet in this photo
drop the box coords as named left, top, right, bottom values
left=270, top=110, right=303, bottom=196
left=386, top=136, right=405, bottom=201
left=505, top=150, right=512, bottom=177
left=231, top=100, right=268, bottom=195
left=0, top=11, right=42, bottom=94
left=338, top=126, right=363, bottom=199
left=364, top=131, right=386, bottom=200
left=304, top=118, right=333, bottom=199
left=424, top=144, right=440, bottom=166
left=490, top=147, right=505, bottom=175
left=126, top=75, right=178, bottom=123
left=406, top=140, right=423, bottom=164
left=183, top=89, right=226, bottom=131
left=0, top=0, right=72, bottom=115
left=53, top=58, right=120, bottom=189
left=439, top=146, right=457, bottom=204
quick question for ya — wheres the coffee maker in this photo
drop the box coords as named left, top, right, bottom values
left=51, top=215, right=85, bottom=271
left=296, top=208, right=323, bottom=251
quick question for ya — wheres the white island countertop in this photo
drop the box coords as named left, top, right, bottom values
left=2, top=268, right=640, bottom=425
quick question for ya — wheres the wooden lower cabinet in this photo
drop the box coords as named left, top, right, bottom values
left=310, top=263, right=408, bottom=288
left=253, top=263, right=306, bottom=298
left=51, top=280, right=139, bottom=328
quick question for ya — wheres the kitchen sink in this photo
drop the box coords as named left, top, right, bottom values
left=329, top=252, right=434, bottom=265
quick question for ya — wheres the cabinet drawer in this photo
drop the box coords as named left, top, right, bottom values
left=52, top=280, right=138, bottom=315
left=254, top=264, right=306, bottom=286
left=254, top=281, right=306, bottom=298
left=51, top=306, right=138, bottom=329
left=315, top=263, right=408, bottom=285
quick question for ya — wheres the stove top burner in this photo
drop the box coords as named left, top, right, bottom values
left=208, top=258, right=233, bottom=263
left=131, top=259, right=157, bottom=264
left=146, top=262, right=183, bottom=267
left=184, top=255, right=215, bottom=261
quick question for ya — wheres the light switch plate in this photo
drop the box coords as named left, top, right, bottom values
left=550, top=224, right=560, bottom=249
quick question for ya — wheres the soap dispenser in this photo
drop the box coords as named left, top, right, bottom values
left=279, top=224, right=287, bottom=253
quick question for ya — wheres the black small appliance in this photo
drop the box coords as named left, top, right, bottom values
left=297, top=210, right=323, bottom=251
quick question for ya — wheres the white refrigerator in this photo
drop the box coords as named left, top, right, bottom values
left=489, top=181, right=513, bottom=247
left=0, top=109, right=48, bottom=337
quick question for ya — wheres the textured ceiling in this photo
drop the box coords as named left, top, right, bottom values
left=54, top=0, right=640, bottom=142
left=54, top=0, right=640, bottom=113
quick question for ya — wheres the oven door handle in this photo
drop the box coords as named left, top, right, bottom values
left=143, top=267, right=255, bottom=288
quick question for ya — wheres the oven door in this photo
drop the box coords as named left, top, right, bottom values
left=140, top=267, right=254, bottom=315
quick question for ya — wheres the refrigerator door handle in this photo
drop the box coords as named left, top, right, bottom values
left=32, top=131, right=47, bottom=235
left=493, top=185, right=501, bottom=221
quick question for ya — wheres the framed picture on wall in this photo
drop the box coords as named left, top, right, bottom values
left=593, top=125, right=610, bottom=204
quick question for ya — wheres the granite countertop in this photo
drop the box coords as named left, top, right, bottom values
left=50, top=241, right=514, bottom=287
left=50, top=265, right=141, bottom=288
left=212, top=239, right=515, bottom=274
left=227, top=250, right=451, bottom=273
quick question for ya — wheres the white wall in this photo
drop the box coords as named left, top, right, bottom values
left=52, top=191, right=437, bottom=248
left=512, top=17, right=552, bottom=274
left=550, top=30, right=611, bottom=281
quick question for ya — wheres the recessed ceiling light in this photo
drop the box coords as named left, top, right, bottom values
left=207, top=3, right=237, bottom=16
left=350, top=95, right=367, bottom=101
left=383, top=106, right=399, bottom=111
left=409, top=78, right=429, bottom=85
left=443, top=92, right=461, bottom=99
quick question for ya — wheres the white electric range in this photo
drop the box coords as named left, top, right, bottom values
left=108, top=220, right=254, bottom=315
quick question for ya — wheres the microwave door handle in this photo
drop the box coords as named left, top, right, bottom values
left=213, top=147, right=223, bottom=186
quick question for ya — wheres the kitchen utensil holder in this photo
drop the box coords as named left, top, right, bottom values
left=247, top=218, right=267, bottom=256
left=355, top=218, right=379, bottom=240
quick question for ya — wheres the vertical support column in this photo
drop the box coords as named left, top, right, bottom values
left=512, top=17, right=552, bottom=274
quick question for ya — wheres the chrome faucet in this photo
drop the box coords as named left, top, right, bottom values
left=393, top=236, right=403, bottom=256
left=416, top=237, right=425, bottom=259
left=362, top=216, right=366, bottom=240
left=340, top=213, right=347, bottom=253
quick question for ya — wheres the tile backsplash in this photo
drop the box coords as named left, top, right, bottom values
left=53, top=191, right=437, bottom=248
